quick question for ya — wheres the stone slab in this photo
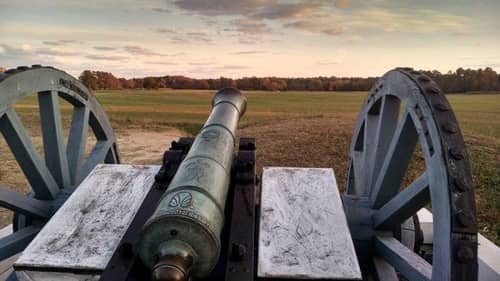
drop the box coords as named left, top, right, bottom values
left=258, top=167, right=361, bottom=280
left=14, top=164, right=159, bottom=273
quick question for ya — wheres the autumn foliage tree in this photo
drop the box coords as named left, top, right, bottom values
left=78, top=67, right=500, bottom=93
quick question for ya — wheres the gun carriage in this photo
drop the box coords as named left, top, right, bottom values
left=0, top=66, right=497, bottom=281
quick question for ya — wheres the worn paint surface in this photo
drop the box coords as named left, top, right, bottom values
left=15, top=164, right=159, bottom=271
left=258, top=167, right=361, bottom=280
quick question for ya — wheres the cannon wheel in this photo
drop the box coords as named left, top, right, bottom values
left=0, top=65, right=119, bottom=260
left=344, top=68, right=478, bottom=281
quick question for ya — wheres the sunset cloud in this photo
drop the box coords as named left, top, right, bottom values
left=0, top=0, right=497, bottom=78
left=85, top=54, right=127, bottom=61
left=42, top=40, right=77, bottom=46
left=156, top=28, right=213, bottom=44
left=123, top=45, right=168, bottom=57
left=229, top=50, right=267, bottom=55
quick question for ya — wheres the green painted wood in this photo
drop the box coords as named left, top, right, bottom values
left=80, top=141, right=111, bottom=181
left=0, top=186, right=51, bottom=219
left=66, top=106, right=89, bottom=186
left=373, top=174, right=429, bottom=229
left=0, top=66, right=120, bottom=261
left=368, top=95, right=400, bottom=192
left=0, top=226, right=41, bottom=261
left=38, top=91, right=70, bottom=189
left=375, top=236, right=431, bottom=281
left=370, top=111, right=418, bottom=209
left=0, top=109, right=59, bottom=200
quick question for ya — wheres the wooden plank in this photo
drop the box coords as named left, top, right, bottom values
left=374, top=235, right=431, bottom=281
left=14, top=164, right=159, bottom=272
left=258, top=167, right=361, bottom=280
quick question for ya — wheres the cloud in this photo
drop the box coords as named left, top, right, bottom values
left=285, top=20, right=343, bottom=36
left=42, top=40, right=77, bottom=46
left=172, top=0, right=276, bottom=16
left=85, top=54, right=127, bottom=61
left=229, top=18, right=272, bottom=35
left=146, top=61, right=178, bottom=65
left=316, top=60, right=340, bottom=65
left=172, top=0, right=327, bottom=19
left=229, top=50, right=267, bottom=55
left=321, top=27, right=343, bottom=36
left=156, top=28, right=176, bottom=34
left=155, top=28, right=213, bottom=44
left=123, top=45, right=168, bottom=56
left=345, top=8, right=468, bottom=33
left=36, top=48, right=80, bottom=56
left=221, top=65, right=250, bottom=70
left=284, top=20, right=319, bottom=31
left=251, top=2, right=318, bottom=19
left=187, top=64, right=251, bottom=77
left=189, top=61, right=214, bottom=66
left=0, top=44, right=34, bottom=56
left=94, top=46, right=117, bottom=51
left=334, top=0, right=350, bottom=9
left=152, top=7, right=170, bottom=13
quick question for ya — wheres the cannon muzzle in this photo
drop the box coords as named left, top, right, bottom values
left=139, top=88, right=247, bottom=280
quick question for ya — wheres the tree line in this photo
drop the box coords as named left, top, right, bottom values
left=77, top=67, right=500, bottom=93
left=2, top=67, right=499, bottom=92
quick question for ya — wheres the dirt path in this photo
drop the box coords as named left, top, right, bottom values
left=116, top=127, right=184, bottom=165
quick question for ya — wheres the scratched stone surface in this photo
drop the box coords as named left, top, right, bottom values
left=258, top=167, right=361, bottom=280
left=15, top=164, right=159, bottom=272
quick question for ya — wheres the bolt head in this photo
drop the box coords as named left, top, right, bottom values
left=434, top=103, right=449, bottom=111
left=443, top=122, right=459, bottom=134
left=453, top=178, right=470, bottom=192
left=456, top=246, right=474, bottom=263
left=449, top=147, right=465, bottom=160
left=456, top=210, right=474, bottom=227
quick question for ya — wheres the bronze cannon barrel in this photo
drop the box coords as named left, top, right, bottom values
left=139, top=88, right=247, bottom=281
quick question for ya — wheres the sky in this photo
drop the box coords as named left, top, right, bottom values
left=1, top=0, right=499, bottom=79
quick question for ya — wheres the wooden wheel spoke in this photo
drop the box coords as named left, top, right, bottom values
left=0, top=66, right=120, bottom=258
left=0, top=226, right=41, bottom=261
left=0, top=186, right=51, bottom=219
left=362, top=110, right=378, bottom=195
left=375, top=236, right=432, bottom=281
left=370, top=111, right=418, bottom=208
left=373, top=173, right=430, bottom=229
left=104, top=143, right=118, bottom=163
left=38, top=91, right=70, bottom=189
left=80, top=140, right=112, bottom=181
left=367, top=96, right=400, bottom=191
left=373, top=256, right=399, bottom=281
left=351, top=150, right=364, bottom=195
left=66, top=106, right=89, bottom=185
left=0, top=108, right=59, bottom=200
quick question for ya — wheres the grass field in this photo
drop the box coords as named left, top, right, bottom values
left=3, top=89, right=500, bottom=244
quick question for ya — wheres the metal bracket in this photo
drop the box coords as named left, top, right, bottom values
left=224, top=137, right=257, bottom=281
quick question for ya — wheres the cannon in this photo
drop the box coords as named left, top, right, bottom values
left=0, top=65, right=498, bottom=281
left=139, top=88, right=247, bottom=281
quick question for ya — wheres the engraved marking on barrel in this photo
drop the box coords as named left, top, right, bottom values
left=183, top=160, right=210, bottom=184
left=168, top=192, right=193, bottom=208
left=201, top=129, right=230, bottom=153
left=162, top=209, right=216, bottom=237
left=201, top=130, right=220, bottom=143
